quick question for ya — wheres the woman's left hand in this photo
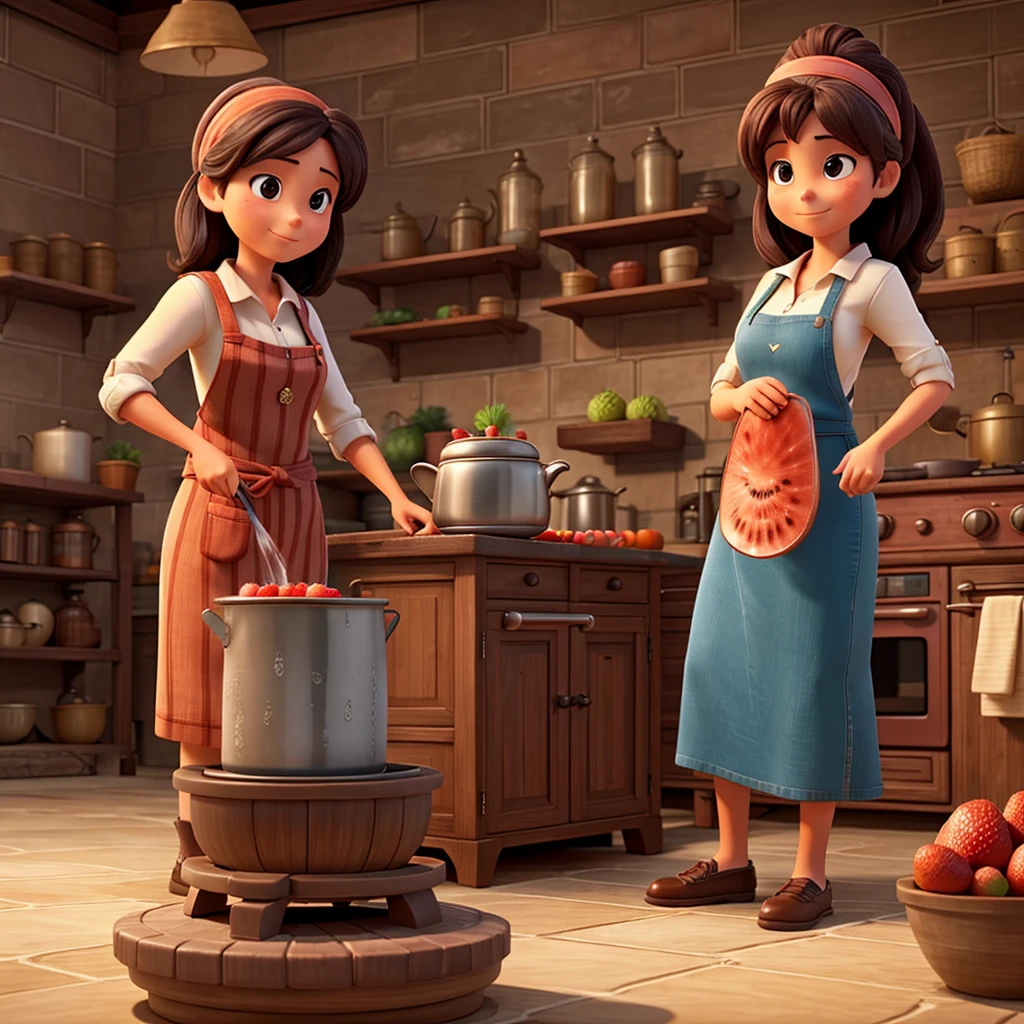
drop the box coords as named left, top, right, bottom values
left=833, top=440, right=885, bottom=496
left=391, top=497, right=439, bottom=535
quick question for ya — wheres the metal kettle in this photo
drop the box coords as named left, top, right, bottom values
left=446, top=193, right=498, bottom=252
left=569, top=135, right=615, bottom=225
left=551, top=475, right=629, bottom=533
left=633, top=124, right=683, bottom=215
left=378, top=202, right=437, bottom=261
left=497, top=149, right=543, bottom=249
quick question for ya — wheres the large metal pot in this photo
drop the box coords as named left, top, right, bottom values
left=550, top=475, right=627, bottom=532
left=202, top=597, right=400, bottom=776
left=17, top=419, right=102, bottom=482
left=956, top=393, right=1024, bottom=465
left=409, top=436, right=569, bottom=537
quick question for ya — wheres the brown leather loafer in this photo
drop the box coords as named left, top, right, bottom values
left=757, top=877, right=833, bottom=931
left=645, top=858, right=757, bottom=907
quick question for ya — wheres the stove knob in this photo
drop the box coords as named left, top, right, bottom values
left=962, top=507, right=997, bottom=539
left=914, top=518, right=933, bottom=536
left=877, top=513, right=895, bottom=541
left=1011, top=505, right=1024, bottom=534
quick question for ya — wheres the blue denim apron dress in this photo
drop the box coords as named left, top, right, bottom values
left=676, top=272, right=883, bottom=801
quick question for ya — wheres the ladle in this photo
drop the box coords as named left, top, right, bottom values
left=236, top=481, right=288, bottom=586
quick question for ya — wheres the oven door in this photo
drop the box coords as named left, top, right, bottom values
left=872, top=600, right=947, bottom=748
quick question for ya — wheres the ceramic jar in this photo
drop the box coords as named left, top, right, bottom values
left=55, top=588, right=101, bottom=648
left=52, top=515, right=99, bottom=569
left=0, top=520, right=24, bottom=563
left=47, top=233, right=83, bottom=285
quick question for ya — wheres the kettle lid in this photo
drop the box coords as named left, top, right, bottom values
left=973, top=392, right=1024, bottom=421
left=384, top=201, right=416, bottom=227
left=53, top=514, right=93, bottom=533
left=502, top=149, right=540, bottom=180
left=632, top=123, right=681, bottom=158
left=555, top=474, right=619, bottom=496
left=451, top=198, right=484, bottom=220
left=570, top=134, right=615, bottom=165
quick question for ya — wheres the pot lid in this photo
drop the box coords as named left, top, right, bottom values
left=53, top=515, right=94, bottom=534
left=48, top=232, right=77, bottom=242
left=569, top=134, right=615, bottom=167
left=83, top=241, right=114, bottom=250
left=551, top=474, right=624, bottom=497
left=632, top=123, right=682, bottom=159
left=439, top=436, right=539, bottom=460
left=14, top=234, right=47, bottom=244
left=24, top=520, right=42, bottom=532
left=36, top=418, right=88, bottom=437
left=451, top=198, right=486, bottom=221
left=973, top=392, right=1024, bottom=420
left=0, top=609, right=21, bottom=624
left=501, top=149, right=540, bottom=182
left=383, top=202, right=416, bottom=228
left=0, top=519, right=19, bottom=529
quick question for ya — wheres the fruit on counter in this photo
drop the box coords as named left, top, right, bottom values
left=937, top=799, right=1013, bottom=868
left=383, top=423, right=426, bottom=472
left=913, top=843, right=972, bottom=894
left=435, top=304, right=466, bottom=319
left=626, top=394, right=669, bottom=422
left=971, top=866, right=1010, bottom=896
left=451, top=427, right=471, bottom=439
left=239, top=582, right=341, bottom=598
left=572, top=531, right=586, bottom=544
left=279, top=582, right=309, bottom=597
left=368, top=308, right=418, bottom=326
left=474, top=403, right=512, bottom=435
left=515, top=429, right=528, bottom=439
left=635, top=528, right=664, bottom=550
left=485, top=425, right=499, bottom=437
left=1004, top=790, right=1024, bottom=846
left=534, top=529, right=558, bottom=541
left=588, top=529, right=608, bottom=546
left=587, top=389, right=627, bottom=423
left=256, top=584, right=279, bottom=597
left=620, top=529, right=637, bottom=548
left=1008, top=845, right=1024, bottom=895
left=239, top=582, right=260, bottom=596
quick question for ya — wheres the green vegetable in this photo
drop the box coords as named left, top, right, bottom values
left=394, top=308, right=418, bottom=323
left=473, top=404, right=512, bottom=434
left=408, top=406, right=450, bottom=432
left=105, top=440, right=142, bottom=466
left=435, top=304, right=452, bottom=319
left=382, top=425, right=425, bottom=471
left=369, top=308, right=419, bottom=327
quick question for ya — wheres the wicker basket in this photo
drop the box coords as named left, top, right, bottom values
left=955, top=123, right=1024, bottom=204
left=944, top=226, right=994, bottom=278
left=995, top=207, right=1024, bottom=273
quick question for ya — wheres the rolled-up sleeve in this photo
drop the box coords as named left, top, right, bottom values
left=865, top=267, right=955, bottom=389
left=306, top=305, right=377, bottom=459
left=711, top=341, right=743, bottom=393
left=98, top=277, right=208, bottom=423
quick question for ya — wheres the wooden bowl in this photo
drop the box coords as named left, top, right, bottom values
left=476, top=295, right=505, bottom=316
left=896, top=876, right=1024, bottom=999
left=51, top=703, right=107, bottom=744
left=175, top=764, right=443, bottom=874
left=608, top=260, right=646, bottom=289
left=561, top=270, right=598, bottom=296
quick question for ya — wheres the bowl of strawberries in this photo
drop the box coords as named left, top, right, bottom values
left=897, top=791, right=1024, bottom=999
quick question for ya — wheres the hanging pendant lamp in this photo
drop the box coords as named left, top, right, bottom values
left=140, top=0, right=268, bottom=77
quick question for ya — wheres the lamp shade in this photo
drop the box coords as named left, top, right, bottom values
left=140, top=0, right=268, bottom=77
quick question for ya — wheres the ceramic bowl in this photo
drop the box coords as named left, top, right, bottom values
left=896, top=876, right=1024, bottom=999
left=560, top=270, right=599, bottom=297
left=608, top=260, right=646, bottom=289
left=0, top=703, right=35, bottom=744
left=51, top=702, right=108, bottom=744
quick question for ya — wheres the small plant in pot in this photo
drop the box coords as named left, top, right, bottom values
left=96, top=440, right=141, bottom=491
left=408, top=406, right=451, bottom=464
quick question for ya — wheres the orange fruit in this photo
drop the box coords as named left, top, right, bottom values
left=636, top=529, right=664, bottom=550
left=620, top=530, right=637, bottom=548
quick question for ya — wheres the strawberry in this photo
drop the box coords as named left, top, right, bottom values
left=971, top=866, right=1009, bottom=896
left=913, top=843, right=972, bottom=894
left=278, top=583, right=296, bottom=597
left=534, top=529, right=558, bottom=542
left=1003, top=791, right=1024, bottom=847
left=292, top=582, right=308, bottom=597
left=604, top=530, right=618, bottom=542
left=324, top=587, right=341, bottom=598
left=589, top=529, right=608, bottom=546
left=1007, top=845, right=1024, bottom=895
left=620, top=529, right=637, bottom=548
left=484, top=425, right=499, bottom=437
left=306, top=583, right=330, bottom=598
left=451, top=427, right=470, bottom=439
left=515, top=429, right=527, bottom=439
left=572, top=531, right=587, bottom=545
left=937, top=799, right=1013, bottom=869
left=256, top=584, right=279, bottom=597
left=239, top=582, right=260, bottom=597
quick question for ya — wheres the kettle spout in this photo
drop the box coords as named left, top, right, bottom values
left=409, top=462, right=438, bottom=502
left=542, top=460, right=571, bottom=490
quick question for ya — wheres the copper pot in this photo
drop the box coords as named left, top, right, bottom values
left=24, top=520, right=43, bottom=565
left=0, top=520, right=24, bottom=563
left=52, top=515, right=100, bottom=569
left=954, top=348, right=1024, bottom=465
left=55, top=588, right=101, bottom=648
left=47, top=233, right=83, bottom=285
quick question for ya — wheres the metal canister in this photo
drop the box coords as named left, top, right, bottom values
left=24, top=520, right=43, bottom=565
left=0, top=520, right=24, bottom=563
left=47, top=233, right=83, bottom=285
left=52, top=514, right=99, bottom=569
left=633, top=124, right=683, bottom=215
left=446, top=194, right=497, bottom=253
left=696, top=466, right=722, bottom=544
left=569, top=135, right=615, bottom=224
left=497, top=149, right=543, bottom=249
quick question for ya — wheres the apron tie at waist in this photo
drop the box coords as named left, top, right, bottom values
left=183, top=453, right=316, bottom=498
left=812, top=419, right=857, bottom=437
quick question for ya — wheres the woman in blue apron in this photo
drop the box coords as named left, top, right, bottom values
left=646, top=23, right=954, bottom=930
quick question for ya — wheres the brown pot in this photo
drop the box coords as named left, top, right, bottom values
left=51, top=703, right=108, bottom=744
left=10, top=235, right=47, bottom=276
left=423, top=431, right=449, bottom=465
left=47, top=233, right=83, bottom=285
left=54, top=588, right=101, bottom=648
left=609, top=260, right=646, bottom=290
left=83, top=242, right=118, bottom=293
left=96, top=460, right=139, bottom=491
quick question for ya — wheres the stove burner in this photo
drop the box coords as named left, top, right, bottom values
left=972, top=464, right=1024, bottom=476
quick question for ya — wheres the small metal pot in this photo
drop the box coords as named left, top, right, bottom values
left=17, top=419, right=102, bottom=482
left=446, top=194, right=497, bottom=252
left=410, top=437, right=569, bottom=537
left=551, top=475, right=628, bottom=533
left=0, top=610, right=38, bottom=649
left=379, top=202, right=437, bottom=261
left=956, top=393, right=1024, bottom=465
left=569, top=135, right=615, bottom=224
left=202, top=597, right=400, bottom=776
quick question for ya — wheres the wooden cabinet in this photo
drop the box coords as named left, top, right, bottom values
left=329, top=534, right=687, bottom=886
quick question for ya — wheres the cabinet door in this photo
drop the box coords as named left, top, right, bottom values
left=570, top=614, right=649, bottom=822
left=484, top=611, right=571, bottom=833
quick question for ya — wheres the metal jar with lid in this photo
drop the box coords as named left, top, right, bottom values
left=52, top=514, right=100, bottom=570
left=550, top=475, right=628, bottom=533
left=696, top=466, right=723, bottom=544
left=995, top=207, right=1024, bottom=273
left=379, top=202, right=436, bottom=261
left=0, top=520, right=24, bottom=564
left=569, top=135, right=615, bottom=224
left=633, top=124, right=684, bottom=215
left=24, top=520, right=43, bottom=565
left=497, top=149, right=543, bottom=249
left=446, top=194, right=497, bottom=252
left=17, top=418, right=101, bottom=482
left=47, top=233, right=83, bottom=285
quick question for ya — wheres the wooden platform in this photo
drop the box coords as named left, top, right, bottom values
left=114, top=901, right=509, bottom=1024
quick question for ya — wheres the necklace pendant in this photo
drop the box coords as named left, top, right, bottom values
left=769, top=343, right=780, bottom=353
left=278, top=386, right=294, bottom=405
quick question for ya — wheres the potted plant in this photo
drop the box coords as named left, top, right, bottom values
left=408, top=406, right=452, bottom=464
left=96, top=440, right=141, bottom=491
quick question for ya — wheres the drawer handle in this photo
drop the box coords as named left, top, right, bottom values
left=606, top=576, right=623, bottom=591
left=502, top=611, right=595, bottom=632
left=575, top=693, right=592, bottom=708
left=524, top=572, right=540, bottom=587
left=555, top=694, right=578, bottom=709
left=873, top=607, right=930, bottom=621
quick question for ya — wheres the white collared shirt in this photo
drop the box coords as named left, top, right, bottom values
left=98, top=260, right=375, bottom=458
left=711, top=243, right=955, bottom=399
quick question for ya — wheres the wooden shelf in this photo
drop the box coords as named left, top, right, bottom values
left=318, top=467, right=411, bottom=493
left=0, top=564, right=118, bottom=582
left=349, top=313, right=529, bottom=381
left=0, top=270, right=135, bottom=338
left=557, top=419, right=687, bottom=455
left=539, top=206, right=733, bottom=266
left=0, top=469, right=143, bottom=509
left=541, top=278, right=735, bottom=327
left=335, top=245, right=541, bottom=305
left=916, top=270, right=1024, bottom=310
left=0, top=647, right=120, bottom=661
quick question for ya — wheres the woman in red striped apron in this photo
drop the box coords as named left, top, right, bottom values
left=99, top=79, right=436, bottom=892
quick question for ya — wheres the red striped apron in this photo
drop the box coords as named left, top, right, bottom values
left=155, top=271, right=328, bottom=747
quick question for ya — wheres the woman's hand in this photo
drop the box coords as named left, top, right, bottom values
left=391, top=497, right=438, bottom=535
left=833, top=440, right=885, bottom=496
left=730, top=376, right=789, bottom=420
left=191, top=441, right=239, bottom=498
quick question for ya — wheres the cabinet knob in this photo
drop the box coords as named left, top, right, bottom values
left=962, top=507, right=997, bottom=539
left=523, top=572, right=540, bottom=587
left=1011, top=505, right=1024, bottom=534
left=877, top=513, right=895, bottom=541
left=914, top=518, right=932, bottom=536
left=555, top=694, right=577, bottom=709
left=575, top=693, right=592, bottom=707
left=606, top=576, right=623, bottom=591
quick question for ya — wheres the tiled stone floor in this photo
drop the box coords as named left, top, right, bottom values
left=1, top=769, right=1023, bottom=1024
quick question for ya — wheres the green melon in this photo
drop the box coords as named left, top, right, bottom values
left=587, top=389, right=627, bottom=423
left=626, top=395, right=669, bottom=421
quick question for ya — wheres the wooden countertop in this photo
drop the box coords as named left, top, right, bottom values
left=327, top=530, right=703, bottom=567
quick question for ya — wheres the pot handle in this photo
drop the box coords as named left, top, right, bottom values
left=91, top=535, right=101, bottom=552
left=955, top=414, right=970, bottom=438
left=384, top=608, right=400, bottom=641
left=201, top=608, right=230, bottom=648
left=409, top=462, right=437, bottom=501
left=990, top=392, right=1015, bottom=405
left=16, top=433, right=33, bottom=449
left=423, top=214, right=438, bottom=245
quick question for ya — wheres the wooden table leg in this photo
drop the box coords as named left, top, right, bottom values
left=387, top=888, right=442, bottom=928
left=694, top=788, right=718, bottom=829
left=183, top=887, right=228, bottom=918
left=435, top=838, right=503, bottom=888
left=622, top=816, right=663, bottom=855
left=229, top=897, right=289, bottom=940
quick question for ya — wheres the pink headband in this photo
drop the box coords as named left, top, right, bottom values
left=194, top=85, right=330, bottom=170
left=759, top=56, right=901, bottom=140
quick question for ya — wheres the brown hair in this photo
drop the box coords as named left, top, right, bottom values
left=170, top=77, right=367, bottom=296
left=737, top=24, right=943, bottom=292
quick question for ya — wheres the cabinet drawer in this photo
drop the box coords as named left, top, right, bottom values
left=879, top=750, right=950, bottom=804
left=576, top=567, right=648, bottom=603
left=486, top=562, right=568, bottom=601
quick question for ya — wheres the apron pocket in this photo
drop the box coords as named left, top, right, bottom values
left=200, top=498, right=251, bottom=563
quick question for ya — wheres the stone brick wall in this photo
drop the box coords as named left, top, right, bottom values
left=35, top=0, right=1024, bottom=547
